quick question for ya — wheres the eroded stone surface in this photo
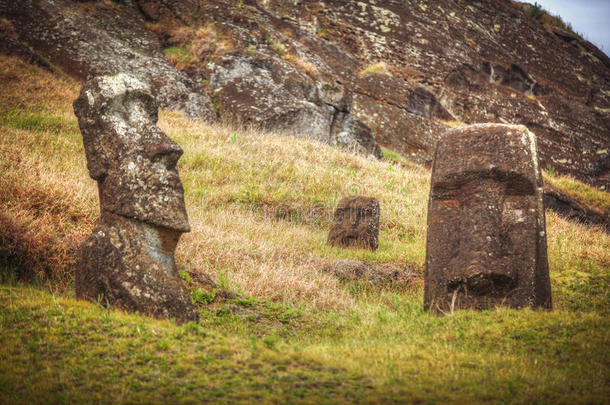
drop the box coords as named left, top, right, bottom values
left=76, top=213, right=197, bottom=324
left=210, top=53, right=382, bottom=158
left=73, top=74, right=197, bottom=323
left=328, top=196, right=380, bottom=251
left=2, top=0, right=214, bottom=121
left=169, top=0, right=606, bottom=185
left=425, top=124, right=552, bottom=312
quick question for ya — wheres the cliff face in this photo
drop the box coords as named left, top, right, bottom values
left=1, top=0, right=608, bottom=186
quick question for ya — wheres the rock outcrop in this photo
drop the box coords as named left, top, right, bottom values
left=323, top=259, right=419, bottom=287
left=328, top=196, right=380, bottom=251
left=137, top=0, right=607, bottom=186
left=543, top=184, right=609, bottom=230
left=0, top=0, right=215, bottom=121
left=425, top=124, right=552, bottom=312
left=209, top=53, right=382, bottom=157
left=1, top=0, right=608, bottom=186
left=73, top=73, right=198, bottom=324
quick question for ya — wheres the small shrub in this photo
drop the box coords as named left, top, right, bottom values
left=179, top=270, right=192, bottom=282
left=191, top=289, right=214, bottom=305
left=526, top=2, right=544, bottom=20
left=262, top=334, right=279, bottom=349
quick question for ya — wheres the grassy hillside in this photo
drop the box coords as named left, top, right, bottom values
left=1, top=55, right=609, bottom=403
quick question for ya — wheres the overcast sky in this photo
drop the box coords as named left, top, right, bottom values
left=531, top=0, right=610, bottom=55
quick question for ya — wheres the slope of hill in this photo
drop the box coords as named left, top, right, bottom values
left=1, top=0, right=609, bottom=187
left=1, top=55, right=609, bottom=402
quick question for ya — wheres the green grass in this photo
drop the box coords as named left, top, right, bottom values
left=543, top=172, right=610, bottom=214
left=0, top=285, right=373, bottom=404
left=163, top=46, right=195, bottom=65
left=1, top=283, right=608, bottom=403
left=0, top=107, right=72, bottom=134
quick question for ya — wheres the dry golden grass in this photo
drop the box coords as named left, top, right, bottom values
left=161, top=114, right=430, bottom=309
left=358, top=62, right=391, bottom=77
left=0, top=56, right=78, bottom=113
left=282, top=53, right=318, bottom=76
left=0, top=126, right=96, bottom=290
left=0, top=55, right=429, bottom=310
left=437, top=119, right=467, bottom=128
left=543, top=172, right=610, bottom=214
left=0, top=54, right=608, bottom=315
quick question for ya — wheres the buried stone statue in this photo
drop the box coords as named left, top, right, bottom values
left=327, top=196, right=380, bottom=251
left=424, top=124, right=552, bottom=312
left=73, top=73, right=198, bottom=323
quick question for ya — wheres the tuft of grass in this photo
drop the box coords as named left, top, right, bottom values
left=266, top=34, right=286, bottom=55
left=438, top=119, right=467, bottom=128
left=282, top=53, right=318, bottom=76
left=380, top=146, right=402, bottom=165
left=359, top=62, right=391, bottom=77
left=190, top=288, right=214, bottom=305
left=163, top=46, right=196, bottom=69
left=543, top=172, right=610, bottom=214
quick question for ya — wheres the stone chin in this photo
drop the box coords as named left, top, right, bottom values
left=98, top=164, right=191, bottom=233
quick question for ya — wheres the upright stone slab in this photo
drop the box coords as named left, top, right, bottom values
left=425, top=124, right=551, bottom=312
left=327, top=196, right=380, bottom=251
left=73, top=73, right=198, bottom=324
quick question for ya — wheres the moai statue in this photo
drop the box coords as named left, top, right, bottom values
left=425, top=124, right=551, bottom=312
left=73, top=73, right=198, bottom=323
left=327, top=196, right=380, bottom=251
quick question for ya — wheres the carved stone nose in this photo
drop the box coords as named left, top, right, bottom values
left=150, top=138, right=183, bottom=169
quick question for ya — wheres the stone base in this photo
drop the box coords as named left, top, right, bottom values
left=76, top=214, right=198, bottom=324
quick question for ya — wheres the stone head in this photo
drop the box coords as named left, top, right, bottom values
left=425, top=124, right=550, bottom=310
left=73, top=73, right=189, bottom=232
left=328, top=196, right=379, bottom=250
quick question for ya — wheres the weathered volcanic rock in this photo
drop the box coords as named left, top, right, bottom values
left=1, top=0, right=215, bottom=121
left=3, top=0, right=608, bottom=183
left=73, top=73, right=198, bottom=323
left=424, top=124, right=552, bottom=312
left=170, top=0, right=606, bottom=185
left=328, top=196, right=380, bottom=250
left=209, top=53, right=382, bottom=158
left=76, top=213, right=197, bottom=324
